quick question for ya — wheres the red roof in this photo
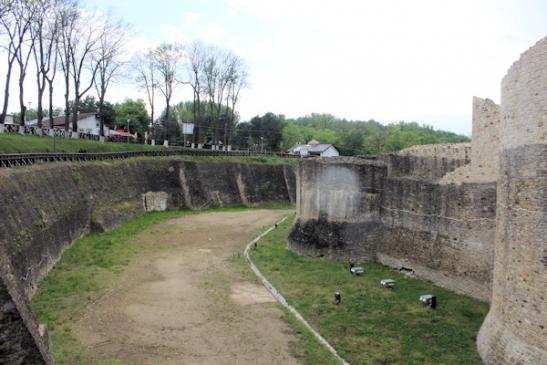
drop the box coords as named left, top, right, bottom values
left=112, top=130, right=134, bottom=138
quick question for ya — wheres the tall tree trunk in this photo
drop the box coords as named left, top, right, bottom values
left=98, top=94, right=104, bottom=136
left=48, top=80, right=54, bottom=125
left=223, top=97, right=229, bottom=149
left=192, top=91, right=197, bottom=145
left=71, top=94, right=79, bottom=133
left=36, top=91, right=43, bottom=127
left=0, top=60, right=14, bottom=124
left=64, top=72, right=70, bottom=131
left=18, top=71, right=26, bottom=126
left=164, top=99, right=170, bottom=142
left=195, top=94, right=201, bottom=144
left=209, top=100, right=215, bottom=146
left=36, top=74, right=45, bottom=127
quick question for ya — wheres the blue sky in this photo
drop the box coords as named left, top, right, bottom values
left=5, top=0, right=547, bottom=135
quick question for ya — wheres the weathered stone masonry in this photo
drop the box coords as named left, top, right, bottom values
left=477, top=37, right=546, bottom=365
left=288, top=157, right=496, bottom=301
left=0, top=159, right=296, bottom=364
left=289, top=37, right=546, bottom=365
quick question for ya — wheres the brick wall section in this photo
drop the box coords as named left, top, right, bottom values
left=477, top=37, right=546, bottom=365
left=0, top=159, right=296, bottom=364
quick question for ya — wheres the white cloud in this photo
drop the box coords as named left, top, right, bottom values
left=182, top=12, right=201, bottom=28
left=2, top=0, right=545, bottom=137
left=199, top=22, right=226, bottom=44
left=159, top=24, right=189, bottom=44
left=123, top=35, right=155, bottom=58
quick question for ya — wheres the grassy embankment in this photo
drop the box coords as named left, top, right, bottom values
left=0, top=133, right=162, bottom=153
left=0, top=134, right=297, bottom=165
left=31, top=205, right=293, bottom=365
left=249, top=218, right=489, bottom=365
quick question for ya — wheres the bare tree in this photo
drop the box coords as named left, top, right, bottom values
left=201, top=45, right=219, bottom=146
left=0, top=0, right=13, bottom=123
left=68, top=11, right=103, bottom=133
left=215, top=50, right=238, bottom=150
left=58, top=4, right=103, bottom=133
left=15, top=0, right=39, bottom=125
left=134, top=49, right=158, bottom=130
left=57, top=0, right=78, bottom=130
left=93, top=15, right=126, bottom=136
left=0, top=0, right=34, bottom=124
left=31, top=0, right=60, bottom=127
left=184, top=40, right=206, bottom=146
left=153, top=43, right=183, bottom=140
left=224, top=57, right=248, bottom=148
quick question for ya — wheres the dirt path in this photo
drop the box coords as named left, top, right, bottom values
left=75, top=210, right=299, bottom=365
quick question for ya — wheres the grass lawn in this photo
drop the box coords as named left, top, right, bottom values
left=250, top=218, right=489, bottom=365
left=128, top=154, right=299, bottom=166
left=31, top=205, right=292, bottom=365
left=0, top=133, right=163, bottom=153
left=0, top=134, right=298, bottom=165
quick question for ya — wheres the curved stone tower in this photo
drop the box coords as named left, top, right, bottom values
left=477, top=37, right=546, bottom=364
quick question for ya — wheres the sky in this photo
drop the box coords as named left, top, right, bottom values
left=2, top=0, right=546, bottom=135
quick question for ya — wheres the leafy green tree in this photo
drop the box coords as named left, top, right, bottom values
left=114, top=99, right=150, bottom=134
left=312, top=128, right=337, bottom=144
left=336, top=130, right=364, bottom=155
left=280, top=123, right=305, bottom=149
left=234, top=112, right=285, bottom=151
left=279, top=113, right=469, bottom=156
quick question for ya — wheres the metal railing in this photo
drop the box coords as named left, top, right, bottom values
left=0, top=149, right=298, bottom=168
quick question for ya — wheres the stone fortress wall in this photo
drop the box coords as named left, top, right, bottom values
left=441, top=97, right=501, bottom=184
left=289, top=37, right=546, bottom=365
left=0, top=159, right=296, bottom=364
left=477, top=37, right=546, bottom=365
left=378, top=142, right=471, bottom=180
left=290, top=105, right=496, bottom=302
left=289, top=155, right=496, bottom=301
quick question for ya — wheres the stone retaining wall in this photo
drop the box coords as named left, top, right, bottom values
left=288, top=158, right=496, bottom=301
left=0, top=159, right=295, bottom=364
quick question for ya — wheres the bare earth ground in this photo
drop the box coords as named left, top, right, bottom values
left=75, top=210, right=299, bottom=365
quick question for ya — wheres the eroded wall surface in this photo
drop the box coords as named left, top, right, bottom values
left=0, top=159, right=295, bottom=364
left=289, top=158, right=386, bottom=260
left=477, top=37, right=546, bottom=365
left=288, top=157, right=496, bottom=301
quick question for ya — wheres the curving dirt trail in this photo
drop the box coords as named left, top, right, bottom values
left=75, top=209, right=299, bottom=365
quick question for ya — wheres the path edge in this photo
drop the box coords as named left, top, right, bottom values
left=244, top=215, right=351, bottom=365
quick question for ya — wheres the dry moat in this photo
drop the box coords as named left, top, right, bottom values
left=0, top=38, right=545, bottom=365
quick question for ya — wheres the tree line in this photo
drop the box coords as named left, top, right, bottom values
left=230, top=112, right=470, bottom=155
left=0, top=0, right=248, bottom=146
left=133, top=41, right=247, bottom=146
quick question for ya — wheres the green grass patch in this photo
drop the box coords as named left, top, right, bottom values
left=250, top=218, right=489, bottom=365
left=0, top=133, right=164, bottom=153
left=31, top=205, right=293, bottom=365
left=0, top=135, right=298, bottom=166
left=128, top=154, right=298, bottom=166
